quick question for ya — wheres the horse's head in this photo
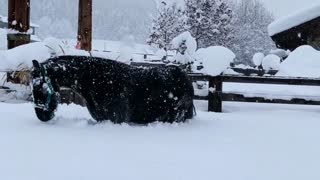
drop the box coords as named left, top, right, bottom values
left=32, top=60, right=60, bottom=122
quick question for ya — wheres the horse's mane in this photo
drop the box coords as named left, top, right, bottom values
left=44, top=55, right=127, bottom=66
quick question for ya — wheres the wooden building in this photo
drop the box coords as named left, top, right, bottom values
left=268, top=5, right=320, bottom=51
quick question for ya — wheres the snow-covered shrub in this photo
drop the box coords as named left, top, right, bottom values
left=252, top=52, right=264, bottom=67
left=196, top=46, right=235, bottom=76
left=172, top=31, right=197, bottom=64
left=261, top=54, right=281, bottom=71
left=276, top=45, right=320, bottom=78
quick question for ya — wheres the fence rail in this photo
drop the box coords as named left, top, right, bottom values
left=189, top=74, right=320, bottom=112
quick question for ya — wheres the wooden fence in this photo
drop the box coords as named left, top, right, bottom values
left=189, top=74, right=320, bottom=112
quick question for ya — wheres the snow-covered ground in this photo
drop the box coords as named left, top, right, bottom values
left=1, top=100, right=320, bottom=180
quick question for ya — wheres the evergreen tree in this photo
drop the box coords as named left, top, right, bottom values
left=184, top=0, right=234, bottom=48
left=147, top=2, right=185, bottom=50
left=231, top=0, right=275, bottom=65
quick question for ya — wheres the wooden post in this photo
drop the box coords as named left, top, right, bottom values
left=208, top=76, right=223, bottom=112
left=78, top=0, right=92, bottom=51
left=7, top=0, right=31, bottom=49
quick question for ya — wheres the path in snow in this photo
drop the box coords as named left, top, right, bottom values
left=0, top=101, right=320, bottom=180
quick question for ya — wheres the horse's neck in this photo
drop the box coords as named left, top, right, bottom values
left=47, top=60, right=81, bottom=90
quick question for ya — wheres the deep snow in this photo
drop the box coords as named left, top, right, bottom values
left=1, top=101, right=320, bottom=180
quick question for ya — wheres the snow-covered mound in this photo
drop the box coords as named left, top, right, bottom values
left=171, top=31, right=197, bottom=64
left=196, top=46, right=235, bottom=76
left=277, top=45, right=320, bottom=78
left=252, top=52, right=264, bottom=67
left=268, top=4, right=320, bottom=36
left=0, top=38, right=90, bottom=71
left=262, top=54, right=281, bottom=71
left=0, top=42, right=51, bottom=70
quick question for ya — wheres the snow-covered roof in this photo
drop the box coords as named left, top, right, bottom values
left=268, top=4, right=320, bottom=36
left=0, top=16, right=39, bottom=28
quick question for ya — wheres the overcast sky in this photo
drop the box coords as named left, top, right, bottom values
left=258, top=0, right=320, bottom=18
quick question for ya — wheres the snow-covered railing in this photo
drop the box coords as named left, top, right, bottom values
left=188, top=74, right=320, bottom=112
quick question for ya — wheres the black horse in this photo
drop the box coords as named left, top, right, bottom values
left=32, top=56, right=194, bottom=124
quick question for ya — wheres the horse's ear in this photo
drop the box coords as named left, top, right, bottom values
left=32, top=60, right=41, bottom=70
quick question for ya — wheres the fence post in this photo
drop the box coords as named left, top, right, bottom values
left=78, top=0, right=92, bottom=51
left=208, top=76, right=223, bottom=112
left=7, top=0, right=31, bottom=49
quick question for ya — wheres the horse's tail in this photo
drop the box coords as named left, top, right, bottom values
left=176, top=95, right=195, bottom=120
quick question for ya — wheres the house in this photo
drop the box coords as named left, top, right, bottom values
left=268, top=4, right=320, bottom=51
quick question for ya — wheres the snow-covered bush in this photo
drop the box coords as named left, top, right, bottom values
left=196, top=46, right=235, bottom=76
left=276, top=45, right=320, bottom=78
left=171, top=31, right=197, bottom=64
left=252, top=52, right=264, bottom=67
left=261, top=54, right=281, bottom=71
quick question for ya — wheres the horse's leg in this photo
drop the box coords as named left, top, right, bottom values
left=102, top=99, right=130, bottom=124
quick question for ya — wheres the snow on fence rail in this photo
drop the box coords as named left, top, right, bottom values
left=188, top=74, right=320, bottom=112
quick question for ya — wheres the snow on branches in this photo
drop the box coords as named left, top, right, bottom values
left=148, top=0, right=235, bottom=50
left=147, top=2, right=185, bottom=50
left=184, top=0, right=234, bottom=48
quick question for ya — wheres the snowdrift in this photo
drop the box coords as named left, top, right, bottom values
left=277, top=45, right=320, bottom=78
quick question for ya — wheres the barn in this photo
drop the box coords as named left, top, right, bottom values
left=268, top=4, right=320, bottom=51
